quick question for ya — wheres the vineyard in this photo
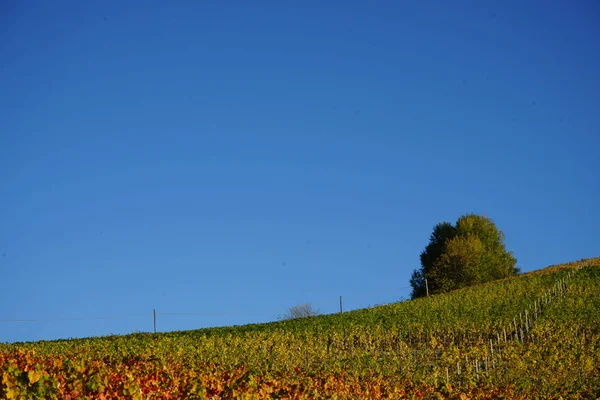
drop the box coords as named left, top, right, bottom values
left=2, top=257, right=599, bottom=399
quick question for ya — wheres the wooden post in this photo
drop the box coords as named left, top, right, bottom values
left=520, top=327, right=524, bottom=343
left=339, top=296, right=343, bottom=314
left=425, top=279, right=429, bottom=297
left=153, top=309, right=156, bottom=333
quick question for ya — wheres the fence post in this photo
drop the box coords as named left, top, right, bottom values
left=425, top=279, right=429, bottom=297
left=153, top=309, right=156, bottom=333
left=339, top=296, right=343, bottom=314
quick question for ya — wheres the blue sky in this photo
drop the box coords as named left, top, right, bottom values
left=1, top=1, right=598, bottom=343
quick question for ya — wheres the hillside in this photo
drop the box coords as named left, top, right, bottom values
left=1, top=257, right=599, bottom=399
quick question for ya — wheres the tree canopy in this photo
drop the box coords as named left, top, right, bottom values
left=410, top=214, right=519, bottom=298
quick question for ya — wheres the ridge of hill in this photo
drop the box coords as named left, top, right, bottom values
left=2, top=257, right=599, bottom=399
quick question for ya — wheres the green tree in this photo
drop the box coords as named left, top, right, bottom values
left=410, top=222, right=456, bottom=298
left=410, top=214, right=518, bottom=298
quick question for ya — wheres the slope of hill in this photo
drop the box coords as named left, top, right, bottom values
left=1, top=257, right=599, bottom=399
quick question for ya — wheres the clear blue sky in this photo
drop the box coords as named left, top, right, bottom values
left=1, top=1, right=598, bottom=343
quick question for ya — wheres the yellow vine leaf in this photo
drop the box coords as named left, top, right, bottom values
left=28, top=369, right=42, bottom=384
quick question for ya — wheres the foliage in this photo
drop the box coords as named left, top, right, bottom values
left=1, top=257, right=598, bottom=399
left=411, top=214, right=518, bottom=298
